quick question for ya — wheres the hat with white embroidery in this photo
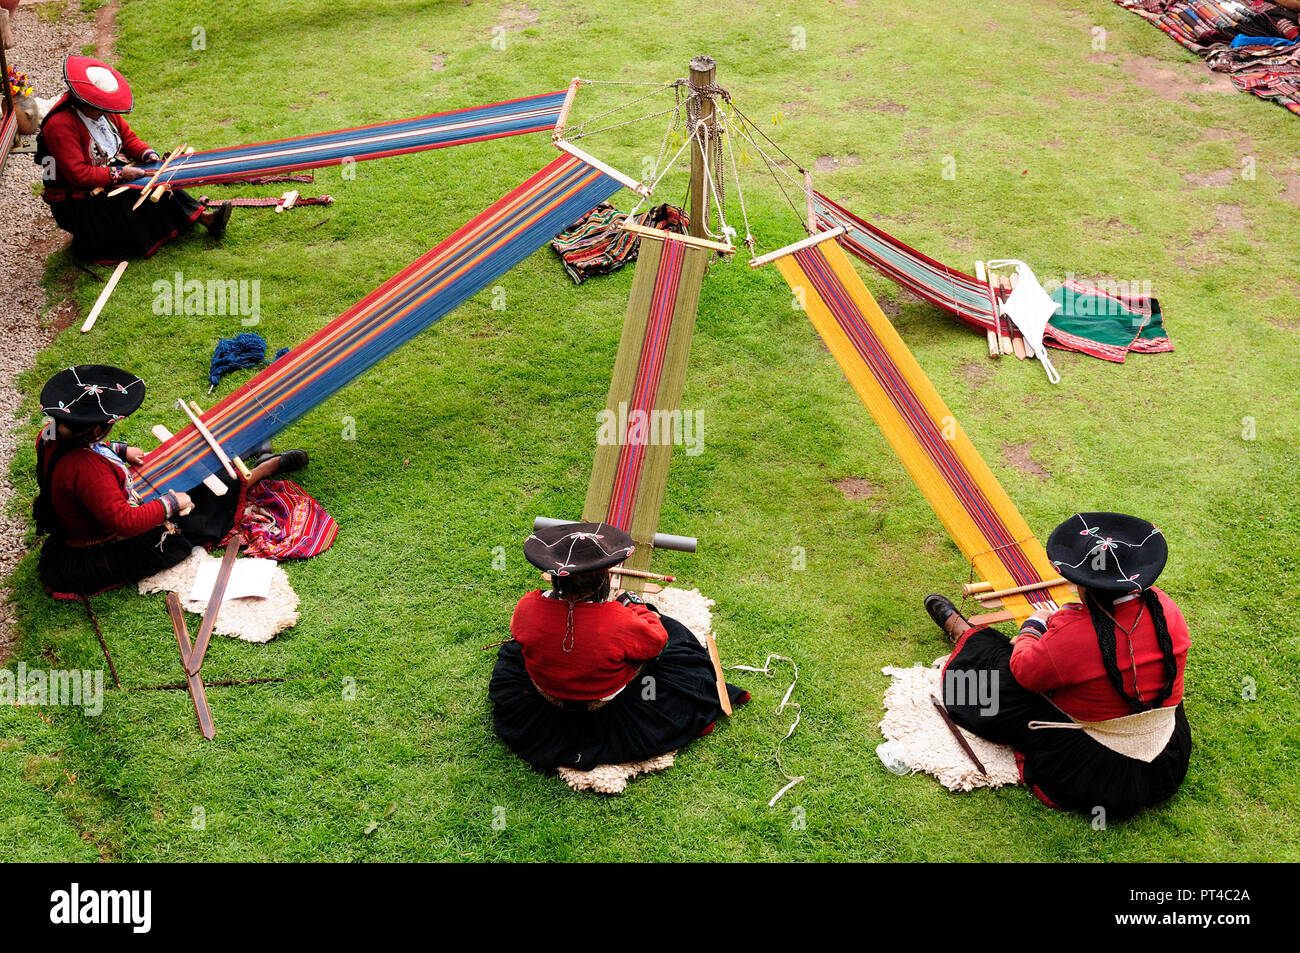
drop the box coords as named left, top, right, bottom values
left=1046, top=512, right=1167, bottom=593
left=64, top=56, right=133, bottom=113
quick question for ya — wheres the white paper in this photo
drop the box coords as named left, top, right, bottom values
left=188, top=557, right=278, bottom=604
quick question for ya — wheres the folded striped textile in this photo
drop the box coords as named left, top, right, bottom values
left=550, top=202, right=689, bottom=284
left=1113, top=1, right=1300, bottom=114
left=812, top=191, right=1173, bottom=363
left=127, top=90, right=569, bottom=190
left=583, top=232, right=709, bottom=579
left=768, top=235, right=1073, bottom=622
left=1048, top=279, right=1172, bottom=363
left=133, top=151, right=622, bottom=500
left=226, top=478, right=337, bottom=561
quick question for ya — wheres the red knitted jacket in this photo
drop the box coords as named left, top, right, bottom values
left=1010, top=588, right=1190, bottom=721
left=38, top=438, right=178, bottom=545
left=39, top=95, right=155, bottom=201
left=509, top=592, right=669, bottom=701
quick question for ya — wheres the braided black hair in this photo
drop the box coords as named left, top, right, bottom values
left=1085, top=588, right=1178, bottom=712
left=32, top=422, right=110, bottom=536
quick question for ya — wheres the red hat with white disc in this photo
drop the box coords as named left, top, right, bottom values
left=63, top=55, right=133, bottom=113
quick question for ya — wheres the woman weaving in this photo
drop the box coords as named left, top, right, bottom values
left=924, top=512, right=1192, bottom=820
left=34, top=365, right=307, bottom=597
left=37, top=56, right=232, bottom=264
left=490, top=522, right=749, bottom=771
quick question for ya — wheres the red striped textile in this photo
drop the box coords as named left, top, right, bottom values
left=604, top=237, right=686, bottom=530
left=226, top=479, right=337, bottom=560
left=0, top=106, right=16, bottom=172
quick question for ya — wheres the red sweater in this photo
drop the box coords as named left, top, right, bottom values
left=39, top=439, right=178, bottom=545
left=509, top=591, right=669, bottom=701
left=1010, top=588, right=1189, bottom=721
left=39, top=95, right=155, bottom=201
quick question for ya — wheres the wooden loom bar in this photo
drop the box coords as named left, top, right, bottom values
left=132, top=142, right=186, bottom=211
left=176, top=398, right=239, bottom=480
left=149, top=425, right=227, bottom=498
left=167, top=592, right=215, bottom=739
left=554, top=139, right=650, bottom=196
left=804, top=169, right=817, bottom=236
left=748, top=226, right=846, bottom=268
left=552, top=77, right=581, bottom=141
left=186, top=534, right=242, bottom=676
left=966, top=577, right=1068, bottom=600
left=619, top=218, right=734, bottom=253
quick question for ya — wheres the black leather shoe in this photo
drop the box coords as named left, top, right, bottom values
left=208, top=201, right=233, bottom=239
left=275, top=449, right=309, bottom=474
left=924, top=594, right=968, bottom=642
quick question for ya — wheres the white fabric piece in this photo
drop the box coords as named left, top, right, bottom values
left=139, top=547, right=298, bottom=644
left=986, top=259, right=1062, bottom=384
left=879, top=658, right=1020, bottom=792
left=188, top=557, right=277, bottom=603
left=76, top=109, right=121, bottom=162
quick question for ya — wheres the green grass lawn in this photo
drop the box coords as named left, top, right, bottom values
left=2, top=0, right=1297, bottom=861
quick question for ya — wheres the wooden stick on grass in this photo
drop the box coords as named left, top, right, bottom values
left=80, top=260, right=128, bottom=333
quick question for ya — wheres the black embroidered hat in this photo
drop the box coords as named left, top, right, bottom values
left=524, top=522, right=635, bottom=576
left=40, top=365, right=145, bottom=427
left=1046, top=512, right=1167, bottom=593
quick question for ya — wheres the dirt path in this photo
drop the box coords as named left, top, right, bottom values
left=0, top=2, right=114, bottom=663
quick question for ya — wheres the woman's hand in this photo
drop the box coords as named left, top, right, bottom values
left=172, top=491, right=193, bottom=515
left=120, top=165, right=149, bottom=181
left=123, top=446, right=147, bottom=465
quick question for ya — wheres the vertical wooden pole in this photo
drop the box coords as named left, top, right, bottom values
left=687, top=54, right=716, bottom=240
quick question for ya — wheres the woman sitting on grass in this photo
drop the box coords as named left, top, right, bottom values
left=33, top=364, right=306, bottom=597
left=36, top=56, right=232, bottom=264
left=924, top=512, right=1191, bottom=821
left=490, top=522, right=748, bottom=771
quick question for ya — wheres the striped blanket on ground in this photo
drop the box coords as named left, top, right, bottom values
left=550, top=202, right=689, bottom=284
left=1114, top=1, right=1300, bottom=115
left=226, top=478, right=337, bottom=560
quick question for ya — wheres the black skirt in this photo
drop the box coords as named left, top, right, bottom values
left=489, top=611, right=746, bottom=771
left=942, top=627, right=1192, bottom=821
left=38, top=476, right=243, bottom=598
left=49, top=187, right=205, bottom=265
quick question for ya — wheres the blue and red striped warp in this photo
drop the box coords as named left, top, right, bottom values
left=773, top=237, right=1074, bottom=622
left=603, top=237, right=686, bottom=530
left=133, top=151, right=621, bottom=499
left=129, top=90, right=569, bottom=189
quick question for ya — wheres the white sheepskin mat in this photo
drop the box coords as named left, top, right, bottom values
left=879, top=658, right=1020, bottom=792
left=555, top=587, right=714, bottom=795
left=138, top=547, right=299, bottom=644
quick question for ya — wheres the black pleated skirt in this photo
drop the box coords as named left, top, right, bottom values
left=49, top=188, right=205, bottom=264
left=943, top=627, right=1192, bottom=821
left=38, top=476, right=243, bottom=598
left=489, top=611, right=746, bottom=771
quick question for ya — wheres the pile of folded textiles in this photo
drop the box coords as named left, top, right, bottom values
left=550, top=203, right=689, bottom=284
left=1114, top=1, right=1300, bottom=114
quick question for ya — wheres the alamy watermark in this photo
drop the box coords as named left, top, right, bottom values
left=153, top=271, right=261, bottom=326
left=1, top=664, right=103, bottom=716
left=596, top=401, right=704, bottom=456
